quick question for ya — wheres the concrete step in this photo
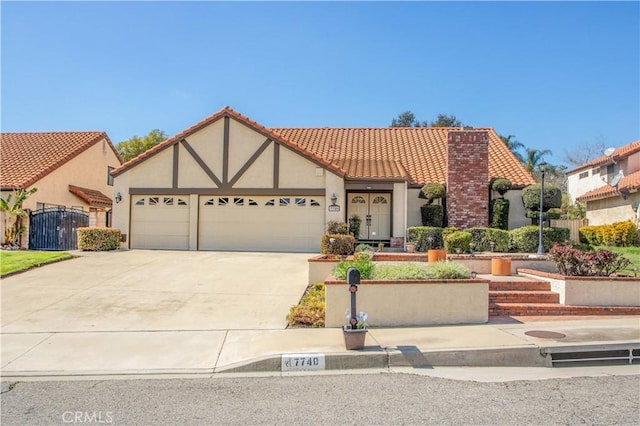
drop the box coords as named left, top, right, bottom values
left=489, top=291, right=560, bottom=304
left=490, top=303, right=640, bottom=316
left=489, top=280, right=551, bottom=291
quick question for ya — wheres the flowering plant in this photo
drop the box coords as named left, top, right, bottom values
left=344, top=310, right=368, bottom=330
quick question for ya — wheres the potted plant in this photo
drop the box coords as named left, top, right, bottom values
left=406, top=241, right=417, bottom=253
left=343, top=311, right=368, bottom=350
left=426, top=235, right=447, bottom=263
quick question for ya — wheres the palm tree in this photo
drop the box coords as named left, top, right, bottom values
left=499, top=134, right=525, bottom=163
left=524, top=148, right=552, bottom=173
left=0, top=188, right=37, bottom=246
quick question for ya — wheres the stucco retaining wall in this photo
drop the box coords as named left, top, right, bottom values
left=325, top=279, right=489, bottom=327
left=520, top=269, right=640, bottom=306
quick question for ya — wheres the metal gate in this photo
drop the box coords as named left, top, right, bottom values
left=29, top=207, right=89, bottom=250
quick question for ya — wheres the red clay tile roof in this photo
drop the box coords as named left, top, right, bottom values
left=576, top=170, right=640, bottom=202
left=68, top=185, right=113, bottom=207
left=0, top=131, right=120, bottom=190
left=569, top=140, right=640, bottom=173
left=112, top=106, right=535, bottom=186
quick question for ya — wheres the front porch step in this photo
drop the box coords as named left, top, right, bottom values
left=490, top=303, right=640, bottom=316
left=489, top=290, right=559, bottom=304
left=489, top=280, right=551, bottom=291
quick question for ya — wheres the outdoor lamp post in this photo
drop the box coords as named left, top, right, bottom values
left=537, top=162, right=547, bottom=256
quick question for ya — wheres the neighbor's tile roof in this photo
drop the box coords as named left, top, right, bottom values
left=112, top=106, right=535, bottom=186
left=569, top=140, right=640, bottom=173
left=576, top=170, right=640, bottom=202
left=0, top=131, right=119, bottom=189
left=68, top=185, right=113, bottom=207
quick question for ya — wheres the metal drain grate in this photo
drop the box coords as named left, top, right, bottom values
left=542, top=344, right=640, bottom=367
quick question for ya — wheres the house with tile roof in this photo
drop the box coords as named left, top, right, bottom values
left=567, top=139, right=640, bottom=226
left=111, top=106, right=535, bottom=252
left=0, top=131, right=122, bottom=248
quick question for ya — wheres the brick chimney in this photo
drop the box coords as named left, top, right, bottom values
left=446, top=130, right=489, bottom=228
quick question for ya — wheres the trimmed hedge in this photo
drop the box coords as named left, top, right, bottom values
left=77, top=227, right=121, bottom=251
left=406, top=226, right=443, bottom=251
left=326, top=221, right=348, bottom=234
left=522, top=184, right=562, bottom=211
left=492, top=178, right=512, bottom=197
left=490, top=198, right=509, bottom=230
left=467, top=227, right=510, bottom=252
left=321, top=234, right=355, bottom=255
left=579, top=220, right=639, bottom=247
left=509, top=226, right=570, bottom=253
left=444, top=231, right=472, bottom=253
left=420, top=205, right=444, bottom=227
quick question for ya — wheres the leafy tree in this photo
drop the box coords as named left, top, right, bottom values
left=499, top=134, right=525, bottom=163
left=429, top=113, right=464, bottom=127
left=116, top=129, right=167, bottom=162
left=390, top=111, right=426, bottom=127
left=0, top=188, right=37, bottom=246
left=562, top=139, right=606, bottom=167
left=523, top=148, right=552, bottom=173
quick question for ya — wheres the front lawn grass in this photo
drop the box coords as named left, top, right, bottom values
left=596, top=246, right=640, bottom=275
left=0, top=250, right=74, bottom=276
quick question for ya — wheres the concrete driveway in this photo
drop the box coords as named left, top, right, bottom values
left=1, top=250, right=311, bottom=333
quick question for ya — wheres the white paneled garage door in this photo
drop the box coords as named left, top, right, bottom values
left=130, top=195, right=190, bottom=250
left=198, top=195, right=324, bottom=252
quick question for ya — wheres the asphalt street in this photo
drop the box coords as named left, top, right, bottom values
left=2, top=368, right=639, bottom=425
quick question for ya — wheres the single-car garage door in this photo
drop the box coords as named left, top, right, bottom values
left=130, top=195, right=190, bottom=250
left=198, top=195, right=324, bottom=252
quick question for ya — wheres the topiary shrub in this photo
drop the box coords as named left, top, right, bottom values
left=490, top=198, right=510, bottom=230
left=467, top=227, right=510, bottom=252
left=326, top=220, right=348, bottom=234
left=492, top=178, right=512, bottom=198
left=419, top=183, right=445, bottom=204
left=321, top=234, right=355, bottom=255
left=509, top=226, right=570, bottom=253
left=420, top=204, right=444, bottom=227
left=406, top=226, right=443, bottom=251
left=444, top=230, right=472, bottom=253
left=77, top=227, right=121, bottom=251
left=522, top=184, right=562, bottom=212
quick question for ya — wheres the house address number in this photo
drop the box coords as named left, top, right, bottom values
left=281, top=354, right=326, bottom=371
left=328, top=205, right=340, bottom=212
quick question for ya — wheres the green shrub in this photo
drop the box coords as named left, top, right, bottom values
left=406, top=226, right=443, bottom=251
left=442, top=227, right=458, bottom=240
left=492, top=178, right=512, bottom=197
left=326, top=221, right=348, bottom=234
left=425, top=261, right=471, bottom=279
left=444, top=230, right=472, bottom=253
left=355, top=243, right=373, bottom=253
left=321, top=234, right=355, bottom=255
left=420, top=205, right=444, bottom=227
left=419, top=183, right=445, bottom=204
left=333, top=252, right=374, bottom=279
left=509, top=226, right=570, bottom=253
left=522, top=184, right=562, bottom=211
left=490, top=198, right=510, bottom=230
left=467, top=227, right=510, bottom=252
left=579, top=220, right=639, bottom=247
left=348, top=215, right=361, bottom=238
left=77, top=227, right=121, bottom=251
left=372, top=263, right=431, bottom=280
left=286, top=282, right=325, bottom=328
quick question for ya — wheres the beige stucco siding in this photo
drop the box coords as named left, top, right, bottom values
left=504, top=189, right=528, bottom=229
left=178, top=143, right=219, bottom=188
left=586, top=193, right=639, bottom=226
left=22, top=137, right=120, bottom=211
left=227, top=119, right=269, bottom=180
left=128, top=148, right=173, bottom=188
left=393, top=182, right=407, bottom=238
left=183, top=119, right=225, bottom=180
left=407, top=188, right=422, bottom=228
left=233, top=144, right=275, bottom=188
left=278, top=147, right=325, bottom=189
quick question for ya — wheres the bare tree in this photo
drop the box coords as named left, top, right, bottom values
left=562, top=138, right=606, bottom=167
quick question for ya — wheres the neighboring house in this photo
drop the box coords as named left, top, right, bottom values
left=111, top=106, right=535, bottom=252
left=0, top=131, right=122, bottom=248
left=567, top=139, right=640, bottom=226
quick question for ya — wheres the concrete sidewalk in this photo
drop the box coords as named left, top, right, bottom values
left=2, top=317, right=638, bottom=378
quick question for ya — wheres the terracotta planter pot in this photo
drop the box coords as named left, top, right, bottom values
left=427, top=249, right=447, bottom=263
left=343, top=328, right=368, bottom=350
left=491, top=258, right=512, bottom=276
left=406, top=244, right=416, bottom=253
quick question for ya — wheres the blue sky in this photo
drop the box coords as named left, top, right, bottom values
left=2, top=1, right=638, bottom=167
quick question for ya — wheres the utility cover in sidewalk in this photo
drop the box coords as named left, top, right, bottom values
left=525, top=330, right=567, bottom=339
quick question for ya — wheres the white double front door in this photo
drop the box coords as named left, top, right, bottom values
left=347, top=193, right=391, bottom=240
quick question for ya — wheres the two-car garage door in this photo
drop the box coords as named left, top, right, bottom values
left=130, top=194, right=324, bottom=252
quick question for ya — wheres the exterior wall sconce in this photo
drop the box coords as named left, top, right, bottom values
left=115, top=192, right=122, bottom=204
left=330, top=193, right=338, bottom=206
